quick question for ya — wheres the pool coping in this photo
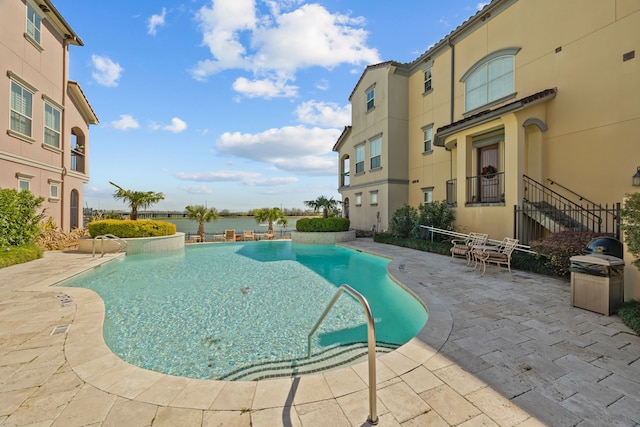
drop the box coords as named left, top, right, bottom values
left=49, top=243, right=451, bottom=409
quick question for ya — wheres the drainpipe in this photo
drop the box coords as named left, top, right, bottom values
left=448, top=37, right=455, bottom=180
left=61, top=36, right=69, bottom=229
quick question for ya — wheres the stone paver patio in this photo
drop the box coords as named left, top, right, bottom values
left=0, top=238, right=638, bottom=426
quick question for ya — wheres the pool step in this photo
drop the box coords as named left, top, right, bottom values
left=218, top=342, right=399, bottom=381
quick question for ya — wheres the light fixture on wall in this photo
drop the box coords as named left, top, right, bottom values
left=633, top=167, right=640, bottom=186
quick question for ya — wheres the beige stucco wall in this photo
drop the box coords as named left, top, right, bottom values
left=0, top=0, right=91, bottom=230
left=336, top=64, right=409, bottom=232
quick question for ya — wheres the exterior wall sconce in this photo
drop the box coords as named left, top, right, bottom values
left=633, top=167, right=640, bottom=186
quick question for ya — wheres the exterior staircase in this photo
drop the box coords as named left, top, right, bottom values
left=517, top=175, right=619, bottom=244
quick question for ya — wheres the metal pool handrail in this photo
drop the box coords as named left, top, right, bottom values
left=307, top=284, right=378, bottom=425
left=92, top=234, right=127, bottom=257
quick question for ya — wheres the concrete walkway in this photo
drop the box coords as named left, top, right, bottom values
left=0, top=239, right=638, bottom=426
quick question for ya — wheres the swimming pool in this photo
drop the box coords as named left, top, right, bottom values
left=61, top=242, right=427, bottom=380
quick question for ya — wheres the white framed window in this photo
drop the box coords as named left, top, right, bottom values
left=370, top=191, right=378, bottom=205
left=422, top=125, right=433, bottom=153
left=48, top=179, right=61, bottom=200
left=355, top=193, right=362, bottom=206
left=26, top=2, right=42, bottom=45
left=355, top=145, right=365, bottom=174
left=424, top=68, right=432, bottom=93
left=370, top=137, right=381, bottom=169
left=44, top=102, right=62, bottom=149
left=10, top=81, right=34, bottom=137
left=422, top=187, right=433, bottom=204
left=16, top=173, right=34, bottom=192
left=462, top=49, right=519, bottom=112
left=366, top=86, right=375, bottom=111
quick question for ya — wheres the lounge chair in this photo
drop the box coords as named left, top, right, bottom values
left=263, top=231, right=275, bottom=240
left=243, top=230, right=255, bottom=241
left=223, top=229, right=236, bottom=242
left=473, top=237, right=519, bottom=276
left=450, top=232, right=489, bottom=265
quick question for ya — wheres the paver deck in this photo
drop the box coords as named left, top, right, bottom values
left=0, top=239, right=638, bottom=426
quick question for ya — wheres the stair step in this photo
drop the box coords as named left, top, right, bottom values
left=218, top=342, right=399, bottom=381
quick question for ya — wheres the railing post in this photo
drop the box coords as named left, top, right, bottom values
left=308, top=285, right=378, bottom=425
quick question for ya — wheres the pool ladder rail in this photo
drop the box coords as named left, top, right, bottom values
left=308, top=284, right=378, bottom=425
left=92, top=234, right=128, bottom=257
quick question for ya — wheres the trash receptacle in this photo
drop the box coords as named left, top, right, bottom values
left=569, top=254, right=624, bottom=315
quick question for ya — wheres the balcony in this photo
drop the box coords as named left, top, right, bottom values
left=466, top=172, right=505, bottom=205
left=71, top=149, right=85, bottom=173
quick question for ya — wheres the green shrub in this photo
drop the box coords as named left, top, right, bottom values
left=529, top=231, right=607, bottom=277
left=0, top=188, right=45, bottom=248
left=87, top=219, right=176, bottom=238
left=417, top=201, right=455, bottom=241
left=374, top=232, right=452, bottom=255
left=617, top=300, right=640, bottom=335
left=0, top=243, right=43, bottom=268
left=621, top=192, right=640, bottom=270
left=296, top=217, right=350, bottom=232
left=389, top=205, right=419, bottom=238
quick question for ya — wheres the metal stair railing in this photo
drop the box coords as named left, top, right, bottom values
left=523, top=175, right=602, bottom=231
left=308, top=284, right=378, bottom=425
left=92, top=234, right=128, bottom=257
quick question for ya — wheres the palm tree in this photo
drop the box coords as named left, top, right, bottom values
left=109, top=182, right=164, bottom=220
left=185, top=205, right=218, bottom=241
left=304, top=195, right=340, bottom=218
left=254, top=207, right=285, bottom=234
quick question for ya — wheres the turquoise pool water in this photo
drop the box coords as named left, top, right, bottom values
left=61, top=242, right=427, bottom=379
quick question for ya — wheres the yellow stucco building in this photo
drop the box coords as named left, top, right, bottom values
left=334, top=0, right=640, bottom=299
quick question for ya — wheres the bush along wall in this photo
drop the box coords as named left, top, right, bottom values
left=296, top=217, right=350, bottom=232
left=87, top=219, right=176, bottom=238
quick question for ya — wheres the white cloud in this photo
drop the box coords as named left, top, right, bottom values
left=315, top=79, right=329, bottom=91
left=163, top=117, right=188, bottom=133
left=295, top=100, right=350, bottom=127
left=176, top=170, right=261, bottom=182
left=191, top=0, right=380, bottom=99
left=476, top=2, right=490, bottom=11
left=176, top=170, right=298, bottom=187
left=180, top=185, right=214, bottom=195
left=91, top=54, right=123, bottom=87
left=111, top=114, right=139, bottom=130
left=148, top=8, right=167, bottom=35
left=232, top=77, right=298, bottom=98
left=215, top=125, right=340, bottom=175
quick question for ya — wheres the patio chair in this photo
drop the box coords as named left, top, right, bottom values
left=473, top=237, right=519, bottom=276
left=263, top=231, right=275, bottom=240
left=450, top=232, right=489, bottom=265
left=243, top=230, right=255, bottom=241
left=223, top=229, right=236, bottom=242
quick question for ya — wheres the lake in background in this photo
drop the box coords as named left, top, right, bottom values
left=164, top=217, right=299, bottom=240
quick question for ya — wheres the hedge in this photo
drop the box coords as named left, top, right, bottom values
left=87, top=219, right=176, bottom=238
left=296, top=217, right=350, bottom=232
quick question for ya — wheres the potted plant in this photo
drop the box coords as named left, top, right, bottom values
left=481, top=165, right=497, bottom=179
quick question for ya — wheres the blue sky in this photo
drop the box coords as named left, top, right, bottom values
left=53, top=0, right=488, bottom=212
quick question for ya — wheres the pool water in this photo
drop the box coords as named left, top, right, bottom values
left=61, top=242, right=427, bottom=379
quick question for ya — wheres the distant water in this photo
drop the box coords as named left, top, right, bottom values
left=164, top=217, right=299, bottom=235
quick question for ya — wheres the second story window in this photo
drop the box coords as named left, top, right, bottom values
left=44, top=102, right=61, bottom=149
left=370, top=137, right=381, bottom=169
left=366, top=87, right=375, bottom=111
left=10, top=81, right=33, bottom=137
left=26, top=3, right=42, bottom=45
left=462, top=49, right=519, bottom=112
left=424, top=68, right=432, bottom=92
left=423, top=125, right=433, bottom=153
left=355, top=145, right=365, bottom=174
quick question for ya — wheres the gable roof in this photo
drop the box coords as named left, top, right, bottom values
left=332, top=126, right=352, bottom=152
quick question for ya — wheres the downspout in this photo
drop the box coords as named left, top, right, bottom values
left=448, top=37, right=455, bottom=179
left=61, top=36, right=69, bottom=229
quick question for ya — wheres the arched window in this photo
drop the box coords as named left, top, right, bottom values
left=461, top=48, right=520, bottom=112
